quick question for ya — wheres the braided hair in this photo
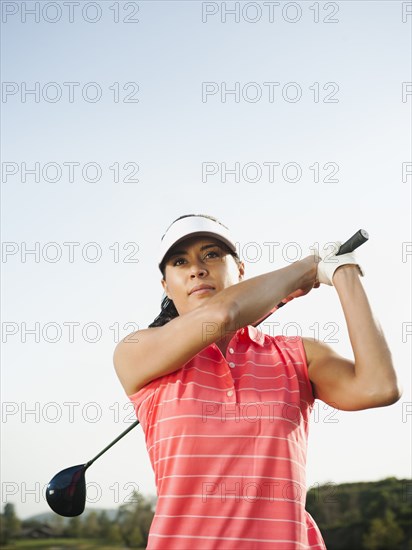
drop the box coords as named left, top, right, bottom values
left=148, top=214, right=241, bottom=328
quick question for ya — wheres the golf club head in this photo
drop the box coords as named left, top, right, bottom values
left=46, top=464, right=87, bottom=517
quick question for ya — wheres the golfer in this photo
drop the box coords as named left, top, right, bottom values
left=114, top=214, right=401, bottom=550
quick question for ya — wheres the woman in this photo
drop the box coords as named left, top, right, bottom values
left=113, top=214, right=401, bottom=550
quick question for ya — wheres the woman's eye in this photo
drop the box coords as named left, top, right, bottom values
left=172, top=250, right=221, bottom=266
left=173, top=258, right=186, bottom=266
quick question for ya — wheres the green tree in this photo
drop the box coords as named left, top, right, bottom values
left=117, top=491, right=154, bottom=548
left=65, top=515, right=82, bottom=538
left=0, top=503, right=21, bottom=544
left=0, top=514, right=6, bottom=546
left=363, top=509, right=404, bottom=550
left=83, top=511, right=100, bottom=538
left=106, top=522, right=123, bottom=543
left=97, top=510, right=112, bottom=539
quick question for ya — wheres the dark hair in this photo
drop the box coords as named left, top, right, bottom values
left=148, top=294, right=180, bottom=328
left=148, top=214, right=241, bottom=328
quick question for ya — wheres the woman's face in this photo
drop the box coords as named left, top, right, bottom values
left=161, top=235, right=244, bottom=316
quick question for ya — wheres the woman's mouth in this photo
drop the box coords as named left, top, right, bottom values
left=191, top=288, right=214, bottom=295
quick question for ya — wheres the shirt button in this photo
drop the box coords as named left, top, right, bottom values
left=227, top=390, right=234, bottom=397
left=229, top=362, right=235, bottom=368
left=229, top=347, right=234, bottom=354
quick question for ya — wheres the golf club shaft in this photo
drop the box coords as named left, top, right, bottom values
left=85, top=419, right=140, bottom=469
left=252, top=229, right=369, bottom=326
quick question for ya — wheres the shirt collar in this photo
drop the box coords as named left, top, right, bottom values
left=208, top=324, right=266, bottom=360
left=236, top=325, right=265, bottom=347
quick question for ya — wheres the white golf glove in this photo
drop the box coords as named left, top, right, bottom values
left=317, top=241, right=365, bottom=286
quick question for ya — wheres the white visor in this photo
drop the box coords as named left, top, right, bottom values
left=158, top=215, right=237, bottom=269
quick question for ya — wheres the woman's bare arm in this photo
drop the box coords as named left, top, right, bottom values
left=114, top=256, right=318, bottom=395
left=305, top=265, right=402, bottom=410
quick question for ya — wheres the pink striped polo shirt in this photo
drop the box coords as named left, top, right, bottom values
left=128, top=325, right=326, bottom=550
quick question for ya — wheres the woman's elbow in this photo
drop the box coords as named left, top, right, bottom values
left=370, top=383, right=403, bottom=408
left=386, top=384, right=403, bottom=405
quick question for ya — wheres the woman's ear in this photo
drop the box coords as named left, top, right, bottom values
left=160, top=279, right=172, bottom=300
left=238, top=262, right=245, bottom=281
left=161, top=278, right=170, bottom=299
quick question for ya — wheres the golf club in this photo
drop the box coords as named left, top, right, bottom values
left=46, top=419, right=139, bottom=517
left=46, top=229, right=368, bottom=517
left=253, top=229, right=369, bottom=322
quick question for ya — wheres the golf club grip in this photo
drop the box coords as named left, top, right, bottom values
left=335, top=229, right=369, bottom=255
left=253, top=229, right=369, bottom=324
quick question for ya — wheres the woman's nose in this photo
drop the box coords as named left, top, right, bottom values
left=190, top=261, right=208, bottom=277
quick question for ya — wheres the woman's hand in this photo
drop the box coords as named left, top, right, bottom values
left=317, top=241, right=365, bottom=286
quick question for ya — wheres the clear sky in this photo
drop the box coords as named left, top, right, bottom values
left=1, top=0, right=411, bottom=519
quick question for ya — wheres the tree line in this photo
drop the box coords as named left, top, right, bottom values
left=1, top=477, right=411, bottom=549
left=306, top=477, right=411, bottom=550
left=0, top=492, right=156, bottom=548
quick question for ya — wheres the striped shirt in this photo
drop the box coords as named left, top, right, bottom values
left=128, top=325, right=327, bottom=549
